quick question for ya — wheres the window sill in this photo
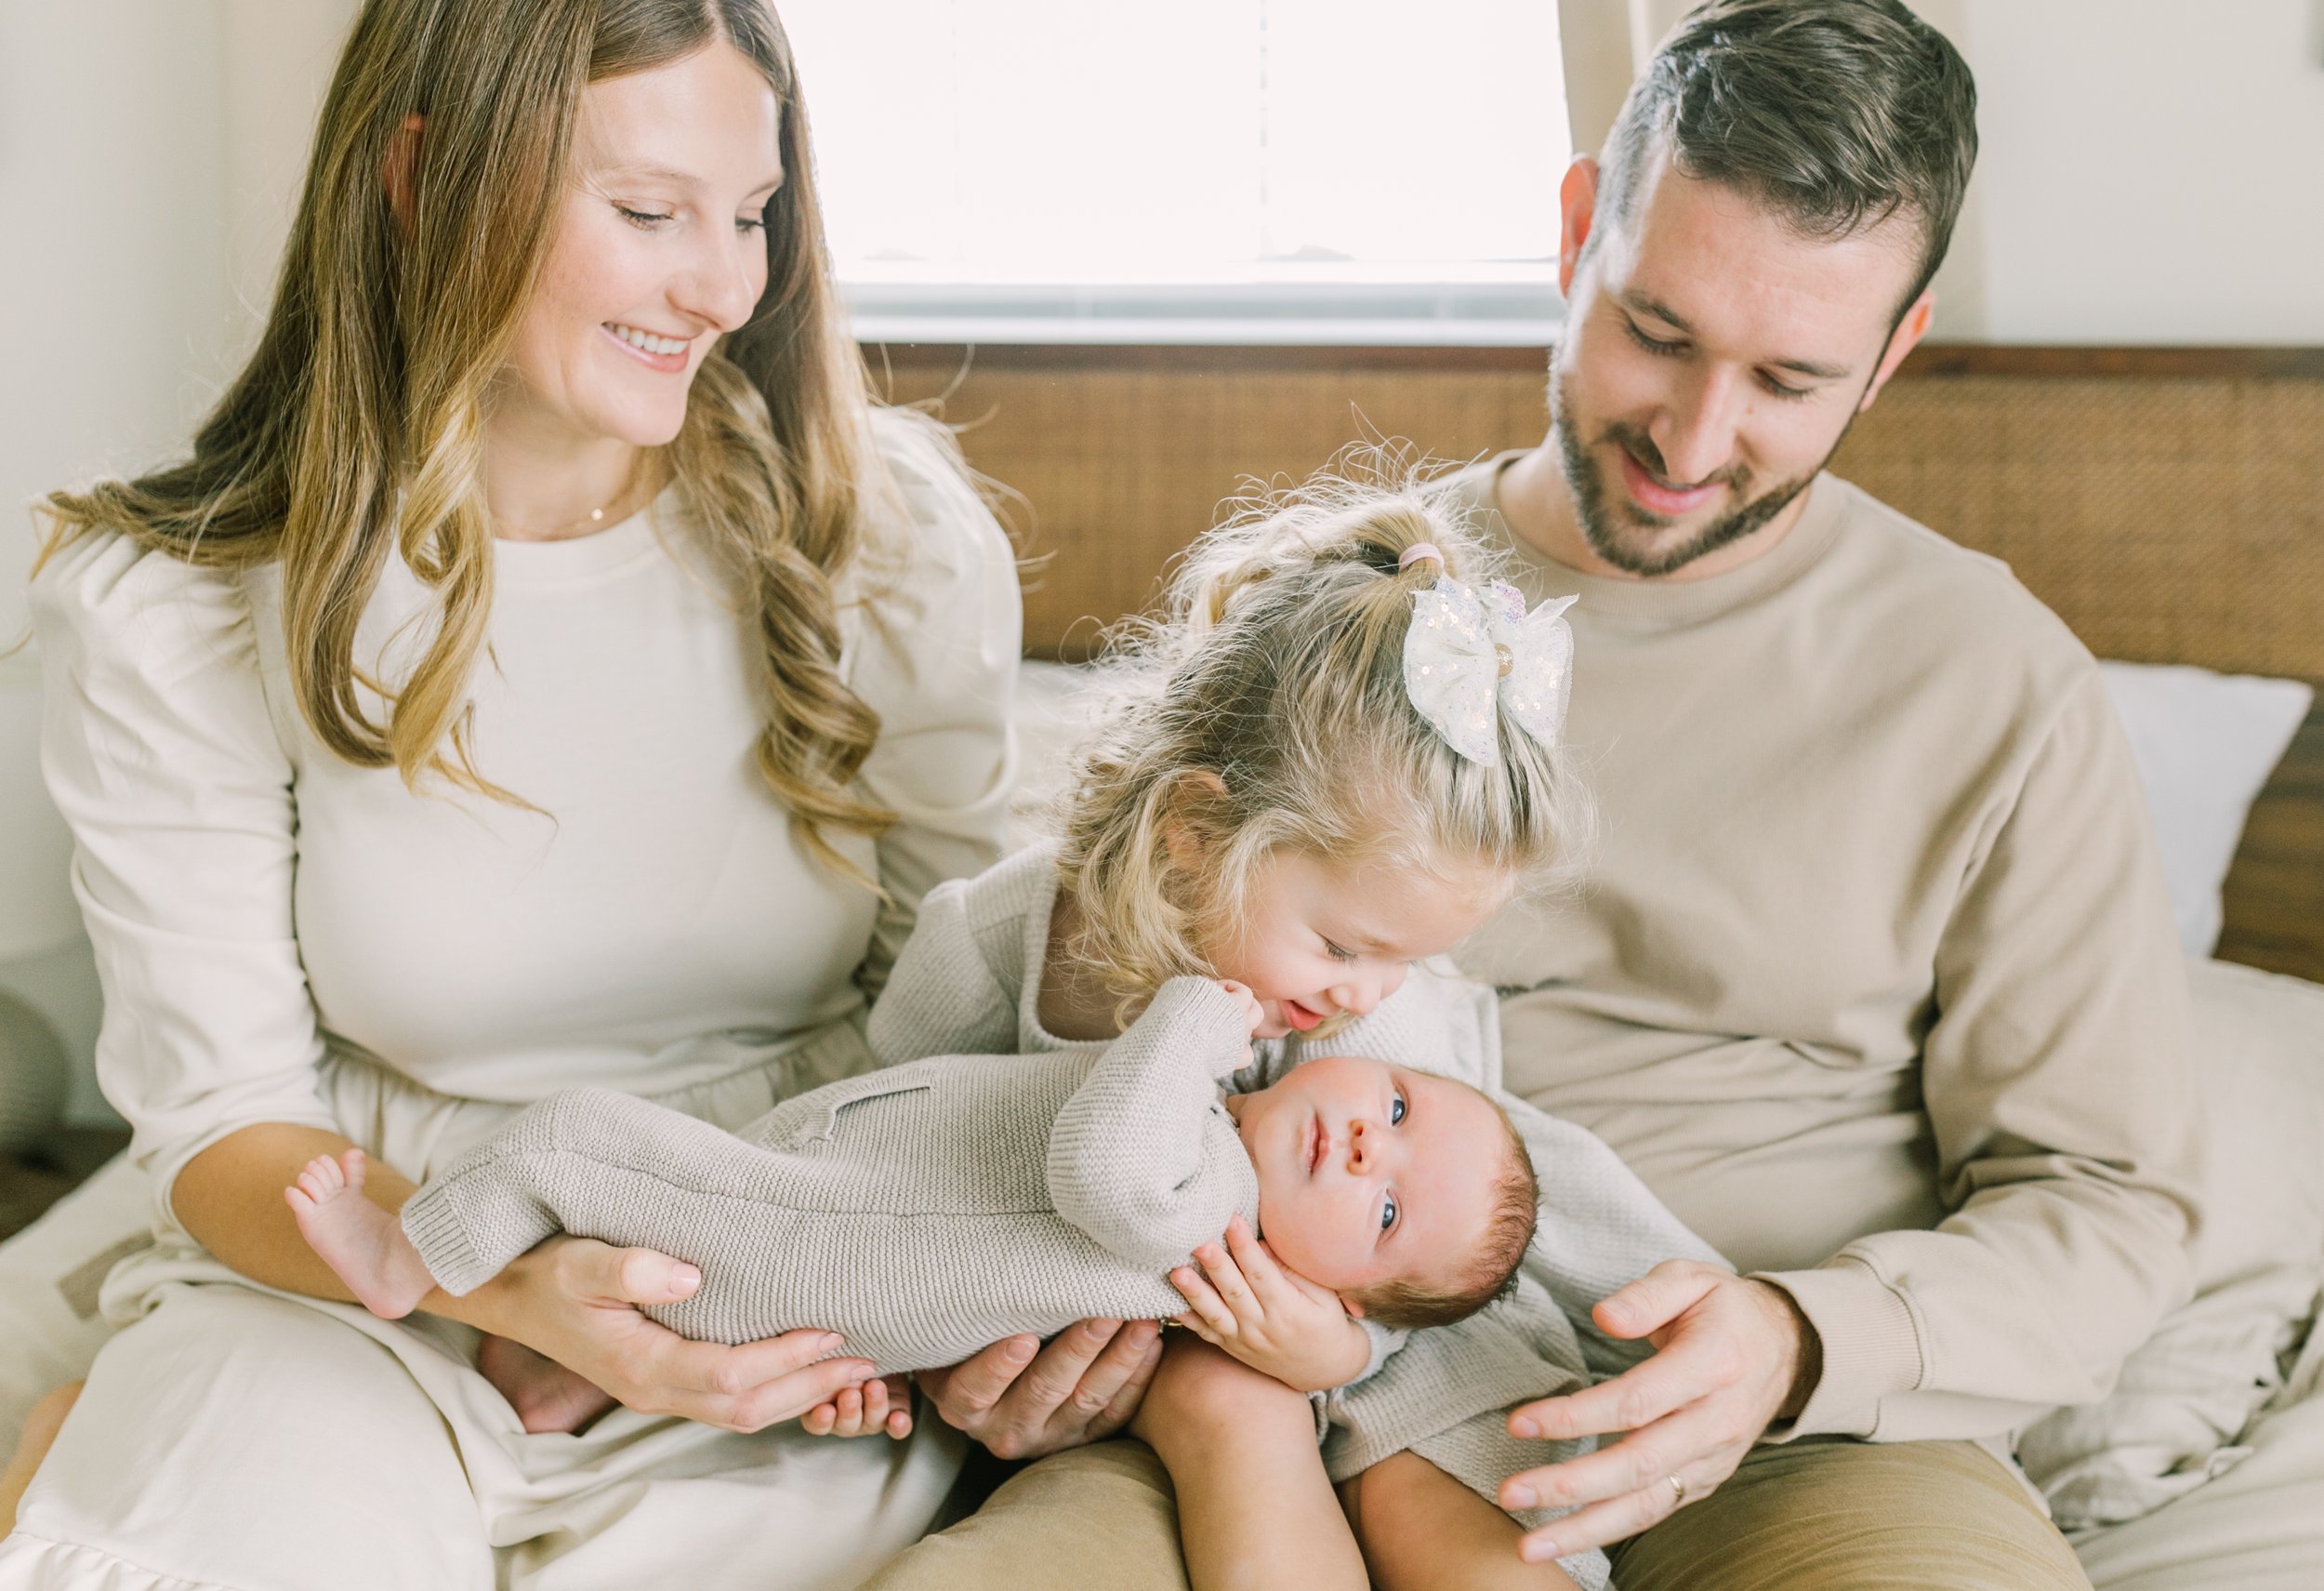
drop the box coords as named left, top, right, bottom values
left=839, top=270, right=1564, bottom=349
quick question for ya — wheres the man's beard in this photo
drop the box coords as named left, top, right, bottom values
left=1550, top=361, right=1838, bottom=578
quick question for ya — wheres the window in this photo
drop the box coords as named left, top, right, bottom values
left=781, top=2, right=1569, bottom=344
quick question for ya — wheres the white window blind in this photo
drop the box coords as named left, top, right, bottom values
left=779, top=2, right=1569, bottom=344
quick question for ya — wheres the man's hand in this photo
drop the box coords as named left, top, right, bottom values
left=1169, top=1215, right=1370, bottom=1392
left=914, top=1317, right=1164, bottom=1460
left=1496, top=1261, right=1819, bottom=1562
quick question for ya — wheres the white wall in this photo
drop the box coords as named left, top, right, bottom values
left=1940, top=0, right=2324, bottom=343
left=1570, top=0, right=2324, bottom=345
left=0, top=2, right=231, bottom=645
left=0, top=0, right=351, bottom=1124
left=0, top=0, right=350, bottom=640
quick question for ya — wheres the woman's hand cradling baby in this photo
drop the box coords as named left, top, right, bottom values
left=448, top=1233, right=882, bottom=1435
left=1169, top=1215, right=1371, bottom=1392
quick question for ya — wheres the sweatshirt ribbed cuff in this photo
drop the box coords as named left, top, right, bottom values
left=1751, top=1256, right=1923, bottom=1439
left=399, top=1187, right=493, bottom=1298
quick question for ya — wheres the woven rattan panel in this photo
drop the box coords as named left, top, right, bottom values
left=874, top=346, right=2323, bottom=982
left=1832, top=372, right=2324, bottom=981
left=1833, top=376, right=2324, bottom=681
left=873, top=348, right=1556, bottom=658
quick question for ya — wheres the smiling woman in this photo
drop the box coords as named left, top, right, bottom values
left=0, top=0, right=1022, bottom=1584
left=496, top=46, right=786, bottom=487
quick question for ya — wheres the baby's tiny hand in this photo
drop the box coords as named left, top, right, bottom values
left=1169, top=1215, right=1370, bottom=1393
left=801, top=1372, right=914, bottom=1440
left=1215, top=980, right=1266, bottom=1037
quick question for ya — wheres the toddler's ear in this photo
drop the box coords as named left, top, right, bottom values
left=1160, top=769, right=1231, bottom=870
left=1341, top=1296, right=1366, bottom=1319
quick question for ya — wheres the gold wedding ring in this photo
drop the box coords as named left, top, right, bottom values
left=1667, top=1473, right=1687, bottom=1506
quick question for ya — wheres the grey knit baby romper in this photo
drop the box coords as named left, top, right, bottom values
left=398, top=978, right=1261, bottom=1373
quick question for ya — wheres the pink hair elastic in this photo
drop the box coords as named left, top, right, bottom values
left=1398, top=542, right=1444, bottom=571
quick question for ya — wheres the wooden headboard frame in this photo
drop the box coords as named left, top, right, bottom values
left=869, top=342, right=2324, bottom=985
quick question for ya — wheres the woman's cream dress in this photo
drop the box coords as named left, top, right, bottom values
left=0, top=415, right=1018, bottom=1590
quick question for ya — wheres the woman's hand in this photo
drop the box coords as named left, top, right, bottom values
left=1495, top=1261, right=1818, bottom=1562
left=439, top=1234, right=880, bottom=1434
left=1169, top=1216, right=1369, bottom=1392
left=913, top=1317, right=1165, bottom=1460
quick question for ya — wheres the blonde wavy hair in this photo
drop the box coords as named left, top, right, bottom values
left=1056, top=459, right=1594, bottom=1014
left=35, top=0, right=905, bottom=874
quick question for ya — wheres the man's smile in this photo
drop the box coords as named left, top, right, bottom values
left=1617, top=444, right=1726, bottom=519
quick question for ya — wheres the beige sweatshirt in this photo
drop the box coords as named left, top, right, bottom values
left=1441, top=456, right=2204, bottom=1443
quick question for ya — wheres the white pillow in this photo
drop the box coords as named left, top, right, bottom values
left=1007, top=658, right=1106, bottom=853
left=2099, top=661, right=2312, bottom=958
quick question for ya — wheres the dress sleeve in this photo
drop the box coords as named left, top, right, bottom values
left=1757, top=670, right=2204, bottom=1440
left=30, top=533, right=333, bottom=1232
left=846, top=410, right=1021, bottom=1001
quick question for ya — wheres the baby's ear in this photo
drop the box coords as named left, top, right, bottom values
left=1340, top=1295, right=1366, bottom=1319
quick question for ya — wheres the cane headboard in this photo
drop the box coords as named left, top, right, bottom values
left=870, top=343, right=2324, bottom=984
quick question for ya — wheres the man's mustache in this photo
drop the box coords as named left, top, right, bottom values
left=1598, top=422, right=1749, bottom=498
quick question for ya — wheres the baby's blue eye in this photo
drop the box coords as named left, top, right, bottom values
left=1390, top=1093, right=1406, bottom=1126
left=1380, top=1194, right=1399, bottom=1231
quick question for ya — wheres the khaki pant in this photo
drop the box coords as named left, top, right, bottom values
left=865, top=1441, right=1187, bottom=1591
left=1611, top=1439, right=2088, bottom=1591
left=869, top=1438, right=2092, bottom=1591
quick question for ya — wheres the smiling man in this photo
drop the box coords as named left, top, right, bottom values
left=1337, top=2, right=2205, bottom=1587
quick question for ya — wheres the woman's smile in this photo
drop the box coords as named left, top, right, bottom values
left=601, top=321, right=695, bottom=371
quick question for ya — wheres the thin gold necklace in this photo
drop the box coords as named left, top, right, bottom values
left=505, top=458, right=661, bottom=543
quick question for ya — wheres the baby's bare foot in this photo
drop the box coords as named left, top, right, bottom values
left=285, top=1149, right=434, bottom=1319
left=477, top=1333, right=617, bottom=1435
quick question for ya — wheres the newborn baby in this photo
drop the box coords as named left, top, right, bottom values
left=290, top=976, right=1539, bottom=1391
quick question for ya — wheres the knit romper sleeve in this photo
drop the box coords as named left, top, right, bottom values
left=1044, top=977, right=1261, bottom=1272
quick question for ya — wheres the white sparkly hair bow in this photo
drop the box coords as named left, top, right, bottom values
left=1402, top=573, right=1578, bottom=766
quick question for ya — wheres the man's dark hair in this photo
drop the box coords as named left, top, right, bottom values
left=1596, top=0, right=1978, bottom=312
